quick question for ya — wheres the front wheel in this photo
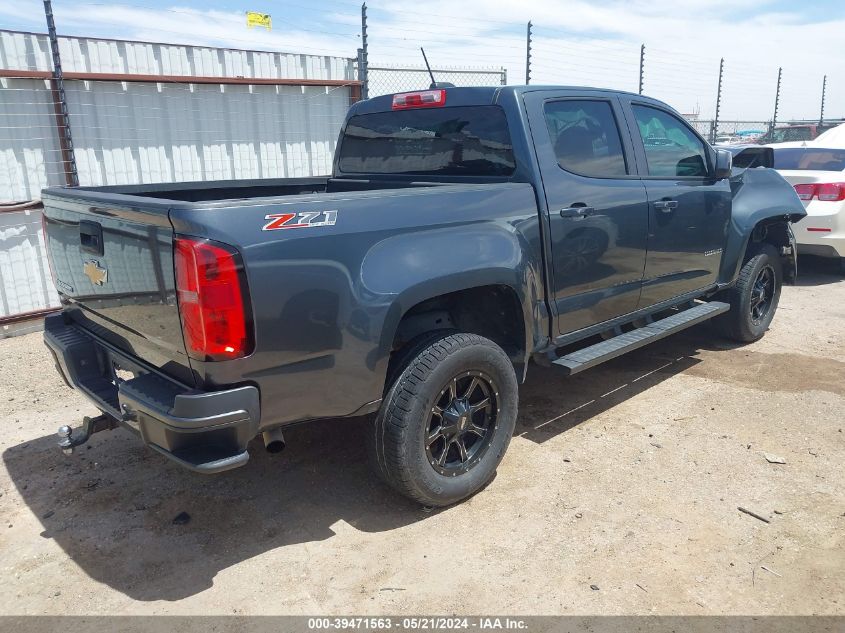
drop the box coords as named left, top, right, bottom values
left=368, top=333, right=518, bottom=507
left=713, top=243, right=782, bottom=343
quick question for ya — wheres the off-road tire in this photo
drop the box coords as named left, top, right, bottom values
left=368, top=333, right=518, bottom=506
left=714, top=243, right=782, bottom=343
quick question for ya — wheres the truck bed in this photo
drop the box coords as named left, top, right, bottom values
left=67, top=175, right=473, bottom=204
left=41, top=177, right=541, bottom=428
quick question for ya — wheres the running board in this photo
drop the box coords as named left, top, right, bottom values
left=552, top=301, right=730, bottom=375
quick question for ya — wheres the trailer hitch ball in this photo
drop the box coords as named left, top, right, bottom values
left=57, top=425, right=75, bottom=455
left=56, top=414, right=116, bottom=455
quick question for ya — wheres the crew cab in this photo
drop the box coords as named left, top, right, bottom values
left=41, top=86, right=806, bottom=506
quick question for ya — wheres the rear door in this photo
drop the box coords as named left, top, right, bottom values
left=523, top=90, right=649, bottom=335
left=620, top=99, right=732, bottom=308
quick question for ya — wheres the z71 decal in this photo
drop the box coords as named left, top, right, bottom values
left=263, top=210, right=338, bottom=231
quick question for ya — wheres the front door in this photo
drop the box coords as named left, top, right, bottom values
left=524, top=91, right=649, bottom=335
left=622, top=101, right=732, bottom=308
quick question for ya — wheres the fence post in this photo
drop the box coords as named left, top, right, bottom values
left=638, top=44, right=645, bottom=95
left=501, top=67, right=507, bottom=86
left=360, top=3, right=369, bottom=99
left=712, top=57, right=724, bottom=143
left=43, top=0, right=78, bottom=187
left=819, top=74, right=827, bottom=125
left=772, top=66, right=782, bottom=131
left=525, top=21, right=532, bottom=85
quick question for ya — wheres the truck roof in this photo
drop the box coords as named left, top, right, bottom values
left=350, top=85, right=666, bottom=116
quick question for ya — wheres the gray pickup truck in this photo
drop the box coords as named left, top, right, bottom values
left=42, top=86, right=805, bottom=506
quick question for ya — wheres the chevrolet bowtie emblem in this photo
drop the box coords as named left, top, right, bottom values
left=83, top=260, right=108, bottom=286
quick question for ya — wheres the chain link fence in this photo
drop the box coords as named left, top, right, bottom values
left=365, top=65, right=507, bottom=98
left=689, top=120, right=771, bottom=143
left=689, top=119, right=845, bottom=144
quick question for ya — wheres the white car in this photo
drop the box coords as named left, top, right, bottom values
left=814, top=122, right=845, bottom=146
left=771, top=143, right=845, bottom=272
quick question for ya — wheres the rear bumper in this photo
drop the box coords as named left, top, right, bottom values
left=43, top=314, right=259, bottom=473
left=794, top=201, right=845, bottom=258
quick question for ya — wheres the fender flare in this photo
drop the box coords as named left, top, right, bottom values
left=360, top=223, right=542, bottom=385
left=718, top=167, right=806, bottom=285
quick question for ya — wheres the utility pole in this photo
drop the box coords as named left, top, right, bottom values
left=819, top=75, right=827, bottom=125
left=712, top=57, right=724, bottom=144
left=638, top=44, right=645, bottom=95
left=525, top=21, right=532, bottom=85
left=772, top=66, right=782, bottom=132
left=360, top=3, right=368, bottom=99
left=43, top=0, right=78, bottom=186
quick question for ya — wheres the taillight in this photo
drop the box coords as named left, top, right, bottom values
left=793, top=182, right=845, bottom=202
left=392, top=89, right=446, bottom=110
left=817, top=183, right=845, bottom=202
left=794, top=183, right=816, bottom=201
left=174, top=236, right=253, bottom=361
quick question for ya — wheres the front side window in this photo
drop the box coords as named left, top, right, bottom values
left=543, top=100, right=627, bottom=177
left=633, top=105, right=709, bottom=177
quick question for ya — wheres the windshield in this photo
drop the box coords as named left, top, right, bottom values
left=337, top=106, right=516, bottom=177
left=773, top=148, right=845, bottom=171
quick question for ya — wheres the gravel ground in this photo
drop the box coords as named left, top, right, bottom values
left=1, top=257, right=843, bottom=616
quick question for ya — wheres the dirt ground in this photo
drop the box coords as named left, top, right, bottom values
left=0, top=257, right=843, bottom=616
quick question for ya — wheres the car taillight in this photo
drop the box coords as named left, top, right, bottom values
left=174, top=236, right=253, bottom=361
left=392, top=89, right=446, bottom=110
left=793, top=183, right=816, bottom=201
left=793, top=182, right=845, bottom=202
left=817, top=182, right=845, bottom=202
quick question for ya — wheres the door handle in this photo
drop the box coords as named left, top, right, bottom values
left=560, top=206, right=595, bottom=219
left=654, top=200, right=679, bottom=212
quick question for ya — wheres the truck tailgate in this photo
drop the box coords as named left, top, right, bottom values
left=41, top=190, right=195, bottom=386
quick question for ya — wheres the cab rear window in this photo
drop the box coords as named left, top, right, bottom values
left=337, top=106, right=516, bottom=176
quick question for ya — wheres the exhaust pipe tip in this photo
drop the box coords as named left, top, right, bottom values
left=262, top=429, right=286, bottom=454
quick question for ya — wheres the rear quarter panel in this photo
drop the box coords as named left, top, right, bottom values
left=170, top=183, right=544, bottom=429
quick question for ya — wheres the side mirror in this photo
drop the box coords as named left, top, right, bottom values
left=713, top=148, right=733, bottom=179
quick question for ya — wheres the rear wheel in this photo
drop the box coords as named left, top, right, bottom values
left=714, top=243, right=782, bottom=343
left=368, top=332, right=518, bottom=506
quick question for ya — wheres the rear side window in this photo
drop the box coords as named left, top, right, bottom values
left=337, top=106, right=515, bottom=176
left=773, top=148, right=845, bottom=171
left=633, top=105, right=709, bottom=177
left=543, top=100, right=627, bottom=177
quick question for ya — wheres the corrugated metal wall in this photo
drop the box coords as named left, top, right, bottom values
left=0, top=208, right=59, bottom=319
left=0, top=30, right=357, bottom=201
left=0, top=30, right=353, bottom=80
left=0, top=76, right=64, bottom=201
left=65, top=81, right=350, bottom=186
left=0, top=30, right=357, bottom=321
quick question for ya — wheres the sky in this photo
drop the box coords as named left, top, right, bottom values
left=1, top=0, right=843, bottom=121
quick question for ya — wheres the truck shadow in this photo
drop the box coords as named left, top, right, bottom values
left=795, top=255, right=844, bottom=286
left=1, top=324, right=728, bottom=602
left=517, top=331, right=710, bottom=444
